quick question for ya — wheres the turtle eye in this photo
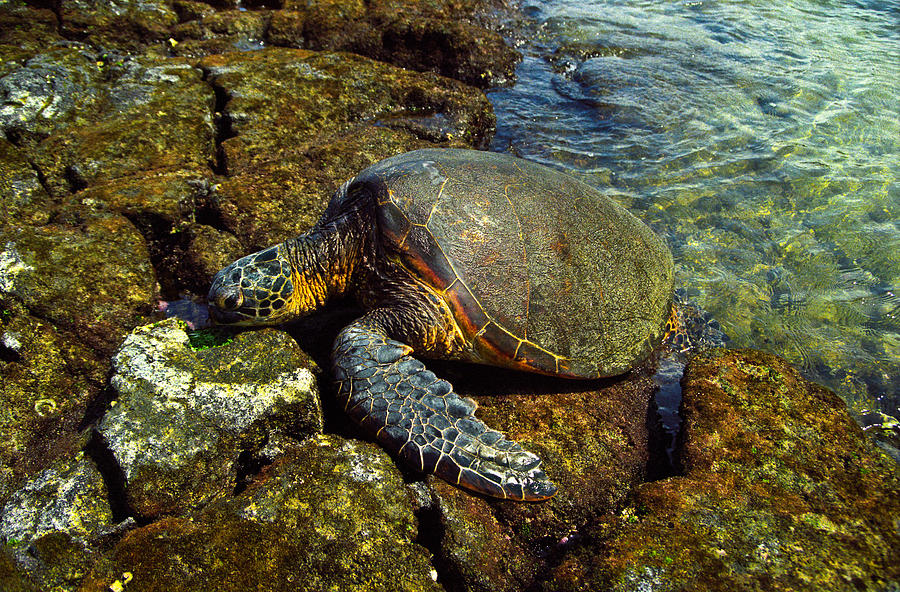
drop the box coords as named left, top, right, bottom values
left=217, top=288, right=243, bottom=311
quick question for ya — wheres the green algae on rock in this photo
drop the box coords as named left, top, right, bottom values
left=100, top=319, right=322, bottom=519
left=0, top=3, right=63, bottom=56
left=29, top=55, right=215, bottom=196
left=0, top=453, right=113, bottom=592
left=0, top=139, right=52, bottom=226
left=418, top=363, right=656, bottom=588
left=0, top=46, right=106, bottom=147
left=0, top=213, right=155, bottom=355
left=78, top=435, right=441, bottom=592
left=58, top=0, right=179, bottom=51
left=266, top=0, right=519, bottom=88
left=0, top=303, right=105, bottom=502
left=201, top=48, right=495, bottom=248
left=546, top=349, right=900, bottom=592
left=430, top=478, right=539, bottom=592
left=201, top=47, right=495, bottom=175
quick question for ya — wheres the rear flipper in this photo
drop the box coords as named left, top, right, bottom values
left=332, top=317, right=557, bottom=501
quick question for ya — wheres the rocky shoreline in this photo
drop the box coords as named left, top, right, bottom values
left=1, top=1, right=897, bottom=590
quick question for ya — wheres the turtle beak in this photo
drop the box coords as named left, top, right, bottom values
left=207, top=271, right=248, bottom=325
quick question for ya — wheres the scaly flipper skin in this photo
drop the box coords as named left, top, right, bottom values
left=332, top=315, right=557, bottom=501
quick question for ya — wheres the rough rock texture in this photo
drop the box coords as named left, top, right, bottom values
left=0, top=3, right=62, bottom=56
left=201, top=47, right=495, bottom=248
left=0, top=454, right=113, bottom=592
left=0, top=139, right=52, bottom=226
left=1, top=2, right=896, bottom=591
left=0, top=0, right=511, bottom=548
left=168, top=0, right=519, bottom=87
left=69, top=171, right=220, bottom=293
left=431, top=479, right=539, bottom=592
left=0, top=303, right=106, bottom=502
left=79, top=435, right=442, bottom=592
left=0, top=214, right=156, bottom=354
left=541, top=349, right=900, bottom=592
left=59, top=0, right=179, bottom=50
left=0, top=455, right=111, bottom=545
left=265, top=0, right=519, bottom=87
left=0, top=46, right=106, bottom=146
left=420, top=362, right=656, bottom=590
left=100, top=319, right=322, bottom=518
left=28, top=54, right=215, bottom=196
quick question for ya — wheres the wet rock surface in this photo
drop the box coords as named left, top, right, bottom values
left=0, top=1, right=897, bottom=590
left=79, top=435, right=442, bottom=592
left=0, top=301, right=106, bottom=502
left=544, top=350, right=900, bottom=592
left=100, top=319, right=321, bottom=519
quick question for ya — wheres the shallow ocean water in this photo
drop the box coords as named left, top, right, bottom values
left=489, top=0, right=900, bottom=421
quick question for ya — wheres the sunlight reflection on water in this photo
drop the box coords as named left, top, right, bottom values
left=490, top=0, right=900, bottom=419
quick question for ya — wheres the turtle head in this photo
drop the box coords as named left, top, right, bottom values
left=208, top=244, right=301, bottom=326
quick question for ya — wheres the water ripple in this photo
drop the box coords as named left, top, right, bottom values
left=490, top=0, right=900, bottom=416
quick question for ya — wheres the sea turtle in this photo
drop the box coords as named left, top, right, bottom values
left=208, top=148, right=674, bottom=501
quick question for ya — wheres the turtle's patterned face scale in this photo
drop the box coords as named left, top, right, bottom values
left=208, top=245, right=296, bottom=325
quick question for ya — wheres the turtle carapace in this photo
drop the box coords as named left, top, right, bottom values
left=208, top=149, right=675, bottom=501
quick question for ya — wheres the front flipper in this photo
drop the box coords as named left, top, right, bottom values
left=332, top=317, right=557, bottom=501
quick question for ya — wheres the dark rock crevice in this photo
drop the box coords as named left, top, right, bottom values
left=242, top=0, right=282, bottom=9
left=77, top=380, right=116, bottom=432
left=25, top=159, right=55, bottom=202
left=200, top=68, right=236, bottom=177
left=83, top=430, right=139, bottom=525
left=414, top=500, right=453, bottom=592
left=62, top=164, right=88, bottom=194
left=121, top=211, right=197, bottom=298
left=232, top=444, right=275, bottom=496
left=0, top=341, right=23, bottom=363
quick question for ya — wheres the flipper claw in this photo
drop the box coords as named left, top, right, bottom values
left=333, top=318, right=557, bottom=501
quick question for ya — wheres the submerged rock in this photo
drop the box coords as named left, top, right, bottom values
left=100, top=319, right=322, bottom=519
left=79, top=435, right=441, bottom=592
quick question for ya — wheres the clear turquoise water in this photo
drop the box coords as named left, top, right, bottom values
left=489, top=0, right=900, bottom=420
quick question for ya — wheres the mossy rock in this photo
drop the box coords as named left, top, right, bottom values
left=0, top=213, right=155, bottom=355
left=201, top=48, right=494, bottom=248
left=200, top=47, right=494, bottom=176
left=100, top=319, right=322, bottom=519
left=79, top=435, right=441, bottom=592
left=30, top=56, right=215, bottom=196
left=543, top=349, right=900, bottom=591
left=0, top=302, right=106, bottom=502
